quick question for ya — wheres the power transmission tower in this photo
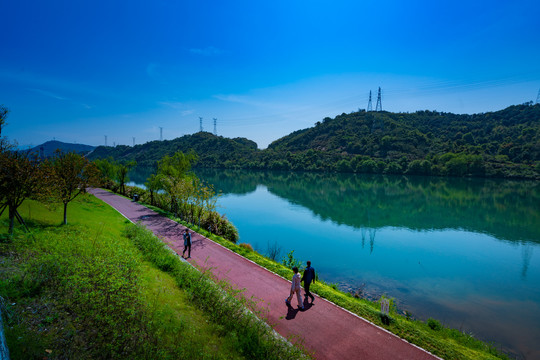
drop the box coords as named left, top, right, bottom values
left=536, top=88, right=540, bottom=104
left=367, top=90, right=372, bottom=112
left=199, top=117, right=203, bottom=132
left=159, top=127, right=163, bottom=141
left=213, top=118, right=217, bottom=135
left=375, top=87, right=382, bottom=112
left=132, top=137, right=135, bottom=146
left=104, top=135, right=107, bottom=146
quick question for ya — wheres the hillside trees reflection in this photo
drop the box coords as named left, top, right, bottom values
left=194, top=169, right=540, bottom=244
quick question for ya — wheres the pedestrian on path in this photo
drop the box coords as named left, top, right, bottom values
left=301, top=260, right=316, bottom=303
left=182, top=229, right=191, bottom=258
left=285, top=266, right=304, bottom=310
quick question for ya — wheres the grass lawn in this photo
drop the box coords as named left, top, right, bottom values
left=0, top=195, right=302, bottom=359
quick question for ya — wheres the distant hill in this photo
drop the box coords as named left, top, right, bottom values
left=28, top=140, right=95, bottom=158
left=87, top=132, right=258, bottom=167
left=88, top=104, right=540, bottom=179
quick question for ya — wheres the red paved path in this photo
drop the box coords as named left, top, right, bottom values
left=89, top=188, right=441, bottom=360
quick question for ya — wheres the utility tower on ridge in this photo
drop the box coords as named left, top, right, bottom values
left=367, top=90, right=373, bottom=112
left=159, top=127, right=163, bottom=141
left=213, top=118, right=217, bottom=135
left=199, top=117, right=203, bottom=132
left=132, top=137, right=135, bottom=146
left=104, top=135, right=107, bottom=146
left=375, top=87, right=382, bottom=112
left=536, top=88, right=540, bottom=104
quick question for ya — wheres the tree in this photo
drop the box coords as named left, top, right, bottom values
left=0, top=147, right=42, bottom=234
left=116, top=160, right=136, bottom=196
left=48, top=151, right=100, bottom=225
left=158, top=151, right=197, bottom=215
left=93, top=158, right=116, bottom=187
left=144, top=173, right=162, bottom=206
left=0, top=105, right=8, bottom=137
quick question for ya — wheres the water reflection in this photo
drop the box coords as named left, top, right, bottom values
left=195, top=169, right=540, bottom=245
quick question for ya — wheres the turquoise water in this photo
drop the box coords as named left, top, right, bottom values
left=195, top=170, right=540, bottom=359
left=129, top=167, right=540, bottom=358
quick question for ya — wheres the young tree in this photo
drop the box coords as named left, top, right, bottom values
left=115, top=160, right=136, bottom=196
left=157, top=151, right=197, bottom=215
left=48, top=151, right=100, bottom=225
left=144, top=173, right=162, bottom=206
left=93, top=158, right=116, bottom=187
left=0, top=148, right=42, bottom=234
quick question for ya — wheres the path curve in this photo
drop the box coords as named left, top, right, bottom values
left=89, top=188, right=440, bottom=360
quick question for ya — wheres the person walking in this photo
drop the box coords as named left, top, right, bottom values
left=285, top=266, right=304, bottom=310
left=182, top=229, right=191, bottom=259
left=301, top=260, right=316, bottom=303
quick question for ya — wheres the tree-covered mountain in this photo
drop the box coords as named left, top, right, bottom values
left=88, top=103, right=540, bottom=179
left=88, top=132, right=258, bottom=167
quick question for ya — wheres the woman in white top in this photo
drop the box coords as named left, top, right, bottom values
left=285, top=266, right=304, bottom=310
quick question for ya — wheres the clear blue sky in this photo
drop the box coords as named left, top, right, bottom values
left=2, top=0, right=539, bottom=149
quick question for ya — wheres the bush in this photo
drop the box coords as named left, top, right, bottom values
left=427, top=318, right=442, bottom=331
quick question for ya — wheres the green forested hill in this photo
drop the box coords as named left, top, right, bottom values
left=88, top=132, right=258, bottom=167
left=88, top=104, right=540, bottom=179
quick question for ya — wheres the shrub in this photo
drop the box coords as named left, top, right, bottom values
left=427, top=318, right=442, bottom=331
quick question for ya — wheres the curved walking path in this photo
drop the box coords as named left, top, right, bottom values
left=89, top=188, right=440, bottom=360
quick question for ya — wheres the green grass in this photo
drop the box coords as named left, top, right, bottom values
left=0, top=195, right=305, bottom=359
left=142, top=201, right=510, bottom=360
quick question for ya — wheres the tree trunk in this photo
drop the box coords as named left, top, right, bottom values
left=8, top=206, right=15, bottom=235
left=63, top=202, right=68, bottom=225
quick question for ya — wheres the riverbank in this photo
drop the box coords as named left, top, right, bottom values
left=99, top=186, right=511, bottom=360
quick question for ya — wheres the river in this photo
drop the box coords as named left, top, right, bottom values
left=129, top=168, right=540, bottom=359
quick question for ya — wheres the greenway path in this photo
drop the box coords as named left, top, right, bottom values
left=89, top=188, right=440, bottom=360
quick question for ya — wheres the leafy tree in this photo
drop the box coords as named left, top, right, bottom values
left=144, top=173, right=162, bottom=206
left=158, top=151, right=197, bottom=215
left=0, top=147, right=42, bottom=234
left=116, top=160, right=136, bottom=196
left=47, top=150, right=100, bottom=225
left=93, top=158, right=117, bottom=186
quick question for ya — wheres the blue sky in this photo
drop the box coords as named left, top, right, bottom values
left=2, top=0, right=539, bottom=149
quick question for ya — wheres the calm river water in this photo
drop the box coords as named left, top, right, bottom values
left=130, top=168, right=540, bottom=359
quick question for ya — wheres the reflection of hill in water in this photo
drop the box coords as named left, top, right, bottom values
left=195, top=169, right=540, bottom=244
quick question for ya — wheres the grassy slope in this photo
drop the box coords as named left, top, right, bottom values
left=0, top=196, right=297, bottom=359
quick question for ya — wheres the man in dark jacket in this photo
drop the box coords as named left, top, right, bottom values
left=182, top=229, right=191, bottom=259
left=301, top=260, right=316, bottom=303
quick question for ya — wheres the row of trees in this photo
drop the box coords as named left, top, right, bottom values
left=1, top=141, right=238, bottom=241
left=1, top=141, right=100, bottom=234
left=94, top=152, right=239, bottom=242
